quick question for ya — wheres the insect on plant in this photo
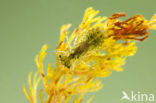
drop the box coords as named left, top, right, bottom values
left=58, top=27, right=105, bottom=69
left=58, top=12, right=150, bottom=69
left=23, top=7, right=156, bottom=103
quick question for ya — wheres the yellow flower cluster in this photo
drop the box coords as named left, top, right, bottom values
left=23, top=7, right=156, bottom=103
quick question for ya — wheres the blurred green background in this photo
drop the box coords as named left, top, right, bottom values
left=0, top=0, right=156, bottom=103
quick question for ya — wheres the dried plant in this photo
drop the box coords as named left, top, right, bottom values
left=23, top=7, right=156, bottom=103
